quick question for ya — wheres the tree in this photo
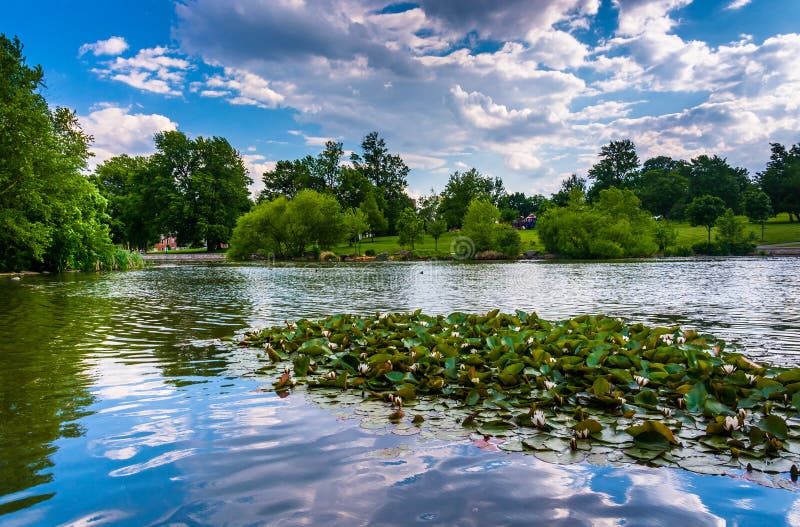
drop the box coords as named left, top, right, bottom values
left=315, top=140, right=344, bottom=190
left=228, top=190, right=344, bottom=259
left=757, top=142, right=800, bottom=222
left=653, top=220, right=678, bottom=253
left=684, top=155, right=750, bottom=213
left=462, top=200, right=500, bottom=252
left=715, top=208, right=756, bottom=255
left=538, top=188, right=656, bottom=259
left=551, top=174, right=587, bottom=207
left=637, top=168, right=689, bottom=219
left=0, top=34, right=114, bottom=271
left=587, top=139, right=640, bottom=200
left=335, top=166, right=372, bottom=209
left=350, top=132, right=410, bottom=232
left=741, top=188, right=773, bottom=240
left=151, top=131, right=252, bottom=250
left=92, top=154, right=157, bottom=249
left=396, top=207, right=423, bottom=250
left=427, top=217, right=447, bottom=251
left=439, top=168, right=505, bottom=228
left=343, top=208, right=369, bottom=256
left=259, top=159, right=315, bottom=202
left=359, top=189, right=387, bottom=241
left=686, top=195, right=727, bottom=244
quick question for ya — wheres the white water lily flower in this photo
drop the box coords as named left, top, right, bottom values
left=461, top=342, right=469, bottom=348
left=329, top=342, right=338, bottom=350
left=617, top=397, right=627, bottom=405
left=738, top=408, right=747, bottom=421
left=451, top=332, right=460, bottom=338
left=470, top=348, right=478, bottom=354
left=721, top=364, right=736, bottom=375
left=532, top=409, right=546, bottom=427
left=510, top=326, right=520, bottom=332
left=431, top=351, right=441, bottom=360
left=723, top=415, right=740, bottom=432
left=358, top=363, right=370, bottom=374
left=575, top=428, right=589, bottom=439
left=321, top=330, right=331, bottom=338
left=471, top=377, right=480, bottom=384
left=622, top=335, right=630, bottom=342
left=548, top=357, right=557, bottom=364
left=662, top=407, right=673, bottom=418
left=410, top=351, right=416, bottom=359
left=360, top=352, right=368, bottom=359
left=420, top=321, right=429, bottom=327
left=634, top=375, right=649, bottom=387
left=394, top=396, right=403, bottom=407
left=459, top=364, right=466, bottom=371
left=562, top=347, right=568, bottom=353
left=410, top=363, right=419, bottom=372
left=527, top=337, right=535, bottom=345
left=745, top=373, right=757, bottom=385
left=325, top=371, right=336, bottom=380
left=544, top=380, right=556, bottom=390
left=677, top=335, right=686, bottom=344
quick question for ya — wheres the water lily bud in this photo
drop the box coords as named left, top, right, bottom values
left=360, top=352, right=367, bottom=359
left=471, top=377, right=480, bottom=384
left=570, top=438, right=578, bottom=451
left=544, top=380, right=556, bottom=390
left=745, top=373, right=757, bottom=385
left=661, top=407, right=673, bottom=418
left=325, top=371, right=336, bottom=380
left=723, top=415, right=740, bottom=432
left=721, top=364, right=736, bottom=375
left=633, top=375, right=649, bottom=387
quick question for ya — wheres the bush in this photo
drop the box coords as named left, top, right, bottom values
left=715, top=209, right=756, bottom=255
left=364, top=249, right=375, bottom=256
left=691, top=241, right=723, bottom=255
left=495, top=224, right=521, bottom=258
left=538, top=188, right=657, bottom=259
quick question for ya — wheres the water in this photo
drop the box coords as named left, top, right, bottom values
left=1, top=259, right=800, bottom=526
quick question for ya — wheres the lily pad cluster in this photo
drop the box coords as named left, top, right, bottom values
left=240, top=310, right=800, bottom=478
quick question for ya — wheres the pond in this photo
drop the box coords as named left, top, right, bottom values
left=1, top=258, right=800, bottom=526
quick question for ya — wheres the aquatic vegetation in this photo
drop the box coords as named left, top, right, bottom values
left=240, top=310, right=800, bottom=478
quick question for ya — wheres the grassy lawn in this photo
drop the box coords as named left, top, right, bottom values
left=333, top=228, right=544, bottom=257
left=147, top=247, right=229, bottom=254
left=332, top=213, right=800, bottom=257
left=673, top=212, right=800, bottom=248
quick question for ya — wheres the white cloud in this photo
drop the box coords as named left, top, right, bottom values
left=79, top=105, right=178, bottom=168
left=726, top=0, right=752, bottom=9
left=92, top=47, right=192, bottom=96
left=78, top=36, right=129, bottom=57
left=242, top=154, right=277, bottom=197
left=205, top=68, right=285, bottom=108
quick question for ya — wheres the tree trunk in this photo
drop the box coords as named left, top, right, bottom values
left=707, top=226, right=711, bottom=244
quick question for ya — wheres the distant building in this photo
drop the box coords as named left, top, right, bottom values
left=513, top=214, right=537, bottom=230
left=155, top=234, right=177, bottom=251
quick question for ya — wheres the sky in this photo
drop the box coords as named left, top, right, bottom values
left=3, top=0, right=800, bottom=197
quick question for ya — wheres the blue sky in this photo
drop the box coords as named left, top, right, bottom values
left=3, top=0, right=799, bottom=197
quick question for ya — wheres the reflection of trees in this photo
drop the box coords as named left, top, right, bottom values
left=0, top=278, right=96, bottom=514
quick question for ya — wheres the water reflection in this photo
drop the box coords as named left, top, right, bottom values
left=1, top=259, right=800, bottom=525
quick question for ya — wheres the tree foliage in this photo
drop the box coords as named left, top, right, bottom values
left=587, top=139, right=640, bottom=200
left=228, top=190, right=344, bottom=259
left=439, top=168, right=505, bottom=228
left=0, top=34, right=114, bottom=271
left=396, top=207, right=424, bottom=249
left=538, top=188, right=657, bottom=259
left=741, top=188, right=773, bottom=240
left=685, top=194, right=727, bottom=244
left=757, top=142, right=800, bottom=222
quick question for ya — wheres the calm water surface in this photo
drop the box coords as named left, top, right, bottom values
left=1, top=259, right=800, bottom=526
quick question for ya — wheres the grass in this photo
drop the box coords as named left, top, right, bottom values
left=334, top=229, right=544, bottom=258
left=332, top=213, right=800, bottom=258
left=673, top=212, right=800, bottom=248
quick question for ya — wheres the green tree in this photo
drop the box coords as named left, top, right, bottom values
left=350, top=132, right=410, bottom=233
left=343, top=208, right=369, bottom=255
left=359, top=189, right=387, bottom=241
left=314, top=140, right=344, bottom=190
left=587, top=139, right=640, bottom=200
left=396, top=207, right=423, bottom=250
left=538, top=188, right=656, bottom=259
left=551, top=174, right=587, bottom=207
left=462, top=200, right=500, bottom=252
left=684, top=155, right=750, bottom=213
left=439, top=168, right=505, bottom=228
left=259, top=158, right=317, bottom=202
left=741, top=188, right=773, bottom=240
left=427, top=217, right=447, bottom=251
left=653, top=220, right=678, bottom=253
left=336, top=166, right=372, bottom=209
left=715, top=208, right=756, bottom=255
left=0, top=34, right=114, bottom=271
left=686, top=195, right=727, bottom=244
left=151, top=131, right=252, bottom=250
left=229, top=190, right=344, bottom=259
left=757, top=142, right=800, bottom=222
left=637, top=168, right=689, bottom=219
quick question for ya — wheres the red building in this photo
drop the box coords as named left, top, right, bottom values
left=154, top=235, right=177, bottom=251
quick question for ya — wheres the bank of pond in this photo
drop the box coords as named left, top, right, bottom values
left=238, top=310, right=800, bottom=482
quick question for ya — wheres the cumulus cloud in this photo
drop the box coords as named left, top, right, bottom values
left=91, top=47, right=192, bottom=96
left=78, top=36, right=129, bottom=57
left=73, top=0, right=800, bottom=193
left=79, top=105, right=178, bottom=168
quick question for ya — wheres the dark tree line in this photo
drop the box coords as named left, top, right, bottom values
left=94, top=131, right=252, bottom=251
